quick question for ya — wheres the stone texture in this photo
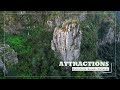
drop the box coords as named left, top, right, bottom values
left=100, top=27, right=115, bottom=45
left=51, top=20, right=82, bottom=61
left=0, top=44, right=18, bottom=74
left=47, top=12, right=87, bottom=32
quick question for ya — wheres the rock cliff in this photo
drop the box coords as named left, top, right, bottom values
left=51, top=20, right=82, bottom=61
left=100, top=27, right=115, bottom=45
left=0, top=44, right=18, bottom=74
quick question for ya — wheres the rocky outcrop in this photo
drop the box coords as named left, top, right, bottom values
left=4, top=21, right=24, bottom=34
left=51, top=20, right=82, bottom=61
left=0, top=44, right=18, bottom=74
left=47, top=16, right=63, bottom=32
left=100, top=27, right=115, bottom=45
left=47, top=12, right=87, bottom=32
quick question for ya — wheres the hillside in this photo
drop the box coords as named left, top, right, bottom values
left=0, top=11, right=119, bottom=79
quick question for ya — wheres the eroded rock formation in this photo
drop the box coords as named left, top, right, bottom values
left=0, top=44, right=18, bottom=74
left=51, top=20, right=82, bottom=61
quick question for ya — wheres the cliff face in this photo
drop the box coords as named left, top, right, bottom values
left=0, top=44, right=18, bottom=74
left=51, top=20, right=82, bottom=61
left=100, top=27, right=115, bottom=45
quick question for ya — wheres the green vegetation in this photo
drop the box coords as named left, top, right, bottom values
left=0, top=11, right=118, bottom=79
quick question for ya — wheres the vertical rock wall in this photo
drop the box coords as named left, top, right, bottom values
left=51, top=20, right=82, bottom=61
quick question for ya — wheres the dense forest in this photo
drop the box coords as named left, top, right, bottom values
left=0, top=11, right=119, bottom=79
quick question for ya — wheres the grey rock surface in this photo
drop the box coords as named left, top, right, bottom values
left=100, top=27, right=115, bottom=45
left=51, top=20, right=82, bottom=61
left=0, top=44, right=18, bottom=74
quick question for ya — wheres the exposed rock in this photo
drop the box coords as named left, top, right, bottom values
left=0, top=57, right=7, bottom=74
left=79, top=12, right=87, bottom=21
left=4, top=21, right=24, bottom=34
left=55, top=16, right=63, bottom=26
left=47, top=20, right=55, bottom=31
left=47, top=16, right=63, bottom=32
left=47, top=12, right=87, bottom=32
left=100, top=27, right=115, bottom=45
left=0, top=44, right=18, bottom=74
left=51, top=20, right=82, bottom=61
